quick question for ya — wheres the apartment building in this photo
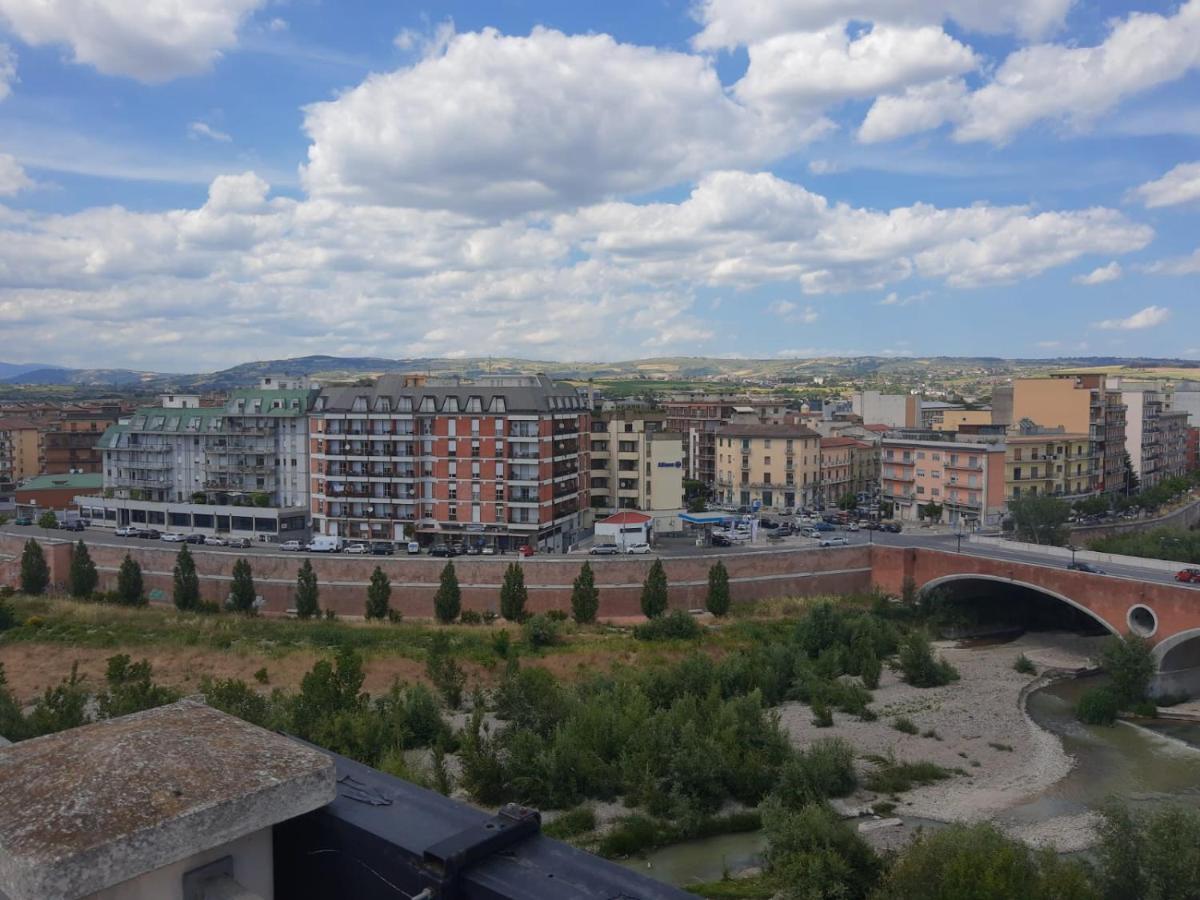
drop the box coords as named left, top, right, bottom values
left=818, top=436, right=881, bottom=502
left=1161, top=409, right=1190, bottom=482
left=42, top=406, right=122, bottom=474
left=309, top=374, right=589, bottom=552
left=1104, top=378, right=1194, bottom=488
left=881, top=438, right=1007, bottom=526
left=662, top=393, right=792, bottom=486
left=1004, top=430, right=1095, bottom=501
left=589, top=410, right=684, bottom=516
left=0, top=418, right=43, bottom=485
left=996, top=375, right=1127, bottom=493
left=82, top=380, right=318, bottom=538
left=851, top=391, right=914, bottom=429
left=932, top=409, right=993, bottom=432
left=715, top=423, right=821, bottom=511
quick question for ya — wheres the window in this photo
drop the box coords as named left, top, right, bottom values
left=764, top=439, right=772, bottom=448
left=448, top=419, right=457, bottom=437
left=764, top=456, right=772, bottom=466
left=917, top=451, right=925, bottom=459
left=741, top=438, right=750, bottom=451
left=764, top=472, right=772, bottom=484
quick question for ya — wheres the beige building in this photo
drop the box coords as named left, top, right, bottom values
left=1004, top=431, right=1095, bottom=501
left=0, top=418, right=44, bottom=485
left=589, top=410, right=683, bottom=515
left=882, top=438, right=1008, bottom=526
left=819, top=436, right=880, bottom=505
left=932, top=409, right=993, bottom=432
left=715, top=423, right=821, bottom=511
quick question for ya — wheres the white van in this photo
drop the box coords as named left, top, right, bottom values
left=306, top=535, right=341, bottom=553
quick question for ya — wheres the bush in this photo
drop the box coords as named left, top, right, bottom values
left=459, top=609, right=483, bottom=625
left=862, top=752, right=953, bottom=794
left=544, top=805, right=598, bottom=840
left=37, top=510, right=58, bottom=529
left=570, top=561, right=600, bottom=624
left=492, top=629, right=511, bottom=659
left=1076, top=686, right=1120, bottom=725
left=599, top=815, right=666, bottom=858
left=19, top=539, right=49, bottom=596
left=1014, top=653, right=1037, bottom=675
left=776, top=737, right=857, bottom=806
left=763, top=801, right=882, bottom=900
left=811, top=700, right=833, bottom=728
left=522, top=613, right=561, bottom=648
left=892, top=716, right=918, bottom=735
left=0, top=596, right=15, bottom=632
left=1097, top=802, right=1200, bottom=900
left=633, top=609, right=702, bottom=641
left=546, top=609, right=568, bottom=622
left=426, top=632, right=466, bottom=709
left=96, top=655, right=180, bottom=719
left=1102, top=633, right=1154, bottom=708
left=897, top=631, right=959, bottom=687
left=859, top=648, right=882, bottom=690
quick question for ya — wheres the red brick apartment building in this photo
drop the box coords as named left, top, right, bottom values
left=309, top=374, right=590, bottom=552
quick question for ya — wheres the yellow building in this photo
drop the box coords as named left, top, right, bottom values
left=589, top=411, right=684, bottom=515
left=932, top=410, right=993, bottom=432
left=0, top=418, right=44, bottom=484
left=715, top=423, right=821, bottom=511
left=1004, top=432, right=1096, bottom=501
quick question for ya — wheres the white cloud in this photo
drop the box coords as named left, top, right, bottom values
left=1073, top=261, right=1121, bottom=285
left=733, top=23, right=977, bottom=111
left=0, top=0, right=266, bottom=82
left=0, top=153, right=33, bottom=195
left=0, top=42, right=14, bottom=101
left=859, top=77, right=967, bottom=143
left=692, top=0, right=1075, bottom=47
left=1144, top=247, right=1200, bottom=276
left=1131, top=161, right=1200, bottom=209
left=770, top=299, right=819, bottom=323
left=1092, top=305, right=1171, bottom=331
left=807, top=159, right=843, bottom=175
left=301, top=27, right=799, bottom=215
left=879, top=290, right=930, bottom=306
left=267, top=17, right=287, bottom=32
left=188, top=121, right=232, bottom=143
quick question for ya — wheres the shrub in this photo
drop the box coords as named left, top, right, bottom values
left=492, top=629, right=511, bottom=659
left=544, top=805, right=598, bottom=840
left=1102, top=634, right=1154, bottom=708
left=19, top=539, right=49, bottom=596
left=96, top=654, right=180, bottom=719
left=776, top=737, right=857, bottom=805
left=228, top=558, right=256, bottom=613
left=459, top=609, right=483, bottom=625
left=1097, top=802, right=1200, bottom=900
left=523, top=613, right=561, bottom=648
left=633, top=609, right=702, bottom=641
left=0, top=596, right=16, bottom=632
left=706, top=561, right=731, bottom=617
left=1014, top=653, right=1037, bottom=675
left=598, top=815, right=665, bottom=858
left=763, top=801, right=882, bottom=900
left=811, top=700, right=833, bottom=728
left=862, top=752, right=952, bottom=794
left=172, top=544, right=200, bottom=611
left=253, top=667, right=269, bottom=684
left=364, top=566, right=389, bottom=620
left=892, top=716, right=918, bottom=735
left=500, top=562, right=528, bottom=622
left=859, top=648, right=882, bottom=690
left=434, top=561, right=461, bottom=623
left=897, top=631, right=959, bottom=687
left=640, top=558, right=668, bottom=619
left=546, top=609, right=568, bottom=622
left=24, top=663, right=90, bottom=738
left=69, top=540, right=98, bottom=599
left=37, top=510, right=58, bottom=529
left=116, top=553, right=146, bottom=606
left=426, top=632, right=466, bottom=709
left=1075, top=686, right=1120, bottom=725
left=570, top=561, right=600, bottom=624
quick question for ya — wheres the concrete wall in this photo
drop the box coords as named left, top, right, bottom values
left=0, top=532, right=872, bottom=619
left=1068, top=496, right=1200, bottom=543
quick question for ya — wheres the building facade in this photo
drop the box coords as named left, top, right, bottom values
left=662, top=394, right=791, bottom=487
left=42, top=406, right=122, bottom=475
left=0, top=419, right=43, bottom=486
left=881, top=438, right=1007, bottom=526
left=1004, top=431, right=1095, bottom=502
left=309, top=374, right=589, bottom=552
left=715, top=423, right=821, bottom=511
left=589, top=410, right=684, bottom=516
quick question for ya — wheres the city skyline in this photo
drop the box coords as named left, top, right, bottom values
left=0, top=0, right=1198, bottom=368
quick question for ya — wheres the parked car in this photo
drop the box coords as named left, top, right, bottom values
left=161, top=532, right=187, bottom=543
left=800, top=527, right=819, bottom=538
left=138, top=529, right=162, bottom=540
left=481, top=546, right=496, bottom=555
left=114, top=525, right=139, bottom=537
left=228, top=537, right=251, bottom=549
left=406, top=541, right=422, bottom=555
left=819, top=536, right=850, bottom=547
left=846, top=522, right=860, bottom=532
left=306, top=536, right=341, bottom=553
left=775, top=525, right=794, bottom=537
left=370, top=542, right=395, bottom=556
left=185, top=533, right=207, bottom=545
left=625, top=542, right=652, bottom=555
left=1067, top=561, right=1105, bottom=574
left=279, top=540, right=303, bottom=551
left=811, top=522, right=836, bottom=532
left=589, top=544, right=620, bottom=556
left=59, top=520, right=86, bottom=532
left=343, top=543, right=369, bottom=555
left=1175, top=568, right=1200, bottom=583
left=465, top=545, right=482, bottom=556
left=430, top=545, right=457, bottom=558
left=710, top=534, right=733, bottom=547
left=518, top=545, right=536, bottom=557
left=880, top=521, right=903, bottom=533
left=204, top=535, right=226, bottom=546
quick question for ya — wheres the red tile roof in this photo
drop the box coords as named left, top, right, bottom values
left=598, top=511, right=653, bottom=525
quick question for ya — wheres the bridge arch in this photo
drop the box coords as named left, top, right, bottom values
left=919, top=573, right=1121, bottom=637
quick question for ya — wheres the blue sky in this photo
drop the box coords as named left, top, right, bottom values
left=0, top=0, right=1198, bottom=372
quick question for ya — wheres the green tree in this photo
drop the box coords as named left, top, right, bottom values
left=764, top=801, right=882, bottom=900
left=640, top=558, right=668, bottom=619
left=1097, top=802, right=1200, bottom=900
left=897, top=631, right=959, bottom=687
left=19, top=539, right=50, bottom=595
left=426, top=631, right=466, bottom=709
left=434, top=561, right=461, bottom=623
left=365, top=565, right=390, bottom=620
left=500, top=562, right=528, bottom=622
left=0, top=662, right=27, bottom=741
left=289, top=646, right=367, bottom=744
left=1074, top=494, right=1110, bottom=517
left=116, top=553, right=145, bottom=606
left=570, top=561, right=599, bottom=624
left=37, top=510, right=58, bottom=529
left=1121, top=450, right=1140, bottom=495
left=706, top=560, right=731, bottom=617
left=68, top=540, right=98, bottom=598
left=229, top=557, right=256, bottom=613
left=1102, top=633, right=1155, bottom=707
left=172, top=544, right=200, bottom=611
left=24, top=663, right=90, bottom=737
left=1008, top=494, right=1071, bottom=546
left=837, top=492, right=858, bottom=511
left=97, top=654, right=180, bottom=719
left=295, top=558, right=320, bottom=619
left=919, top=501, right=943, bottom=521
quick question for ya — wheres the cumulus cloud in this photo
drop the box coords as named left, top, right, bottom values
left=0, top=42, right=14, bottom=101
left=860, top=78, right=967, bottom=143
left=1073, top=261, right=1121, bottom=285
left=1144, top=247, right=1200, bottom=276
left=692, top=0, right=1075, bottom=47
left=0, top=0, right=266, bottom=81
left=1092, top=305, right=1171, bottom=330
left=301, top=27, right=799, bottom=215
left=1131, top=161, right=1200, bottom=209
left=188, top=121, right=232, bottom=143
left=0, top=153, right=33, bottom=195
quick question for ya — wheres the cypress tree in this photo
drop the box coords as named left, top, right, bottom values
left=365, top=566, right=391, bottom=620
left=640, top=558, right=669, bottom=619
left=229, top=558, right=256, bottom=613
left=69, top=540, right=98, bottom=599
left=19, top=539, right=49, bottom=596
left=706, top=560, right=731, bottom=617
left=570, top=561, right=600, bottom=624
left=116, top=553, right=145, bottom=606
left=499, top=562, right=528, bottom=622
left=295, top=559, right=320, bottom=619
left=172, top=545, right=200, bottom=611
left=434, top=561, right=461, bottom=623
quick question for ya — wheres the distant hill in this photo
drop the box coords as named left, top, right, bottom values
left=0, top=361, right=59, bottom=379
left=2, top=366, right=160, bottom=387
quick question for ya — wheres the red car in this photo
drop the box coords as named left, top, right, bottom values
left=518, top=544, right=536, bottom=557
left=1175, top=568, right=1200, bottom=584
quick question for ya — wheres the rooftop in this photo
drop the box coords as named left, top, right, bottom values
left=598, top=510, right=653, bottom=525
left=0, top=700, right=335, bottom=900
left=716, top=422, right=820, bottom=439
left=316, top=373, right=585, bottom=415
left=16, top=472, right=103, bottom=492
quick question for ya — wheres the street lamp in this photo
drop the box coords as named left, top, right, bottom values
left=1067, top=543, right=1078, bottom=566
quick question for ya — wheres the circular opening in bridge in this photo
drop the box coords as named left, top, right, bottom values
left=1127, top=604, right=1158, bottom=638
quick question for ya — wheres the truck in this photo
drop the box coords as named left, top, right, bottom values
left=305, top=535, right=342, bottom=553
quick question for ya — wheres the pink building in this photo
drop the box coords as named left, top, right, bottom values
left=881, top=439, right=1007, bottom=527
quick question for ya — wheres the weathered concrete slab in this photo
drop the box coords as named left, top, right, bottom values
left=0, top=700, right=335, bottom=900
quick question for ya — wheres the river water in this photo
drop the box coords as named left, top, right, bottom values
left=622, top=655, right=1200, bottom=890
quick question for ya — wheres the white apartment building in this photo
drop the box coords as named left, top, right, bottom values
left=589, top=410, right=684, bottom=517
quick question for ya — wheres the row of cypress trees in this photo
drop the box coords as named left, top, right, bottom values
left=18, top=540, right=734, bottom=620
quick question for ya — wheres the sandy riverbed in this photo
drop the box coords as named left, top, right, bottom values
left=777, top=631, right=1109, bottom=851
